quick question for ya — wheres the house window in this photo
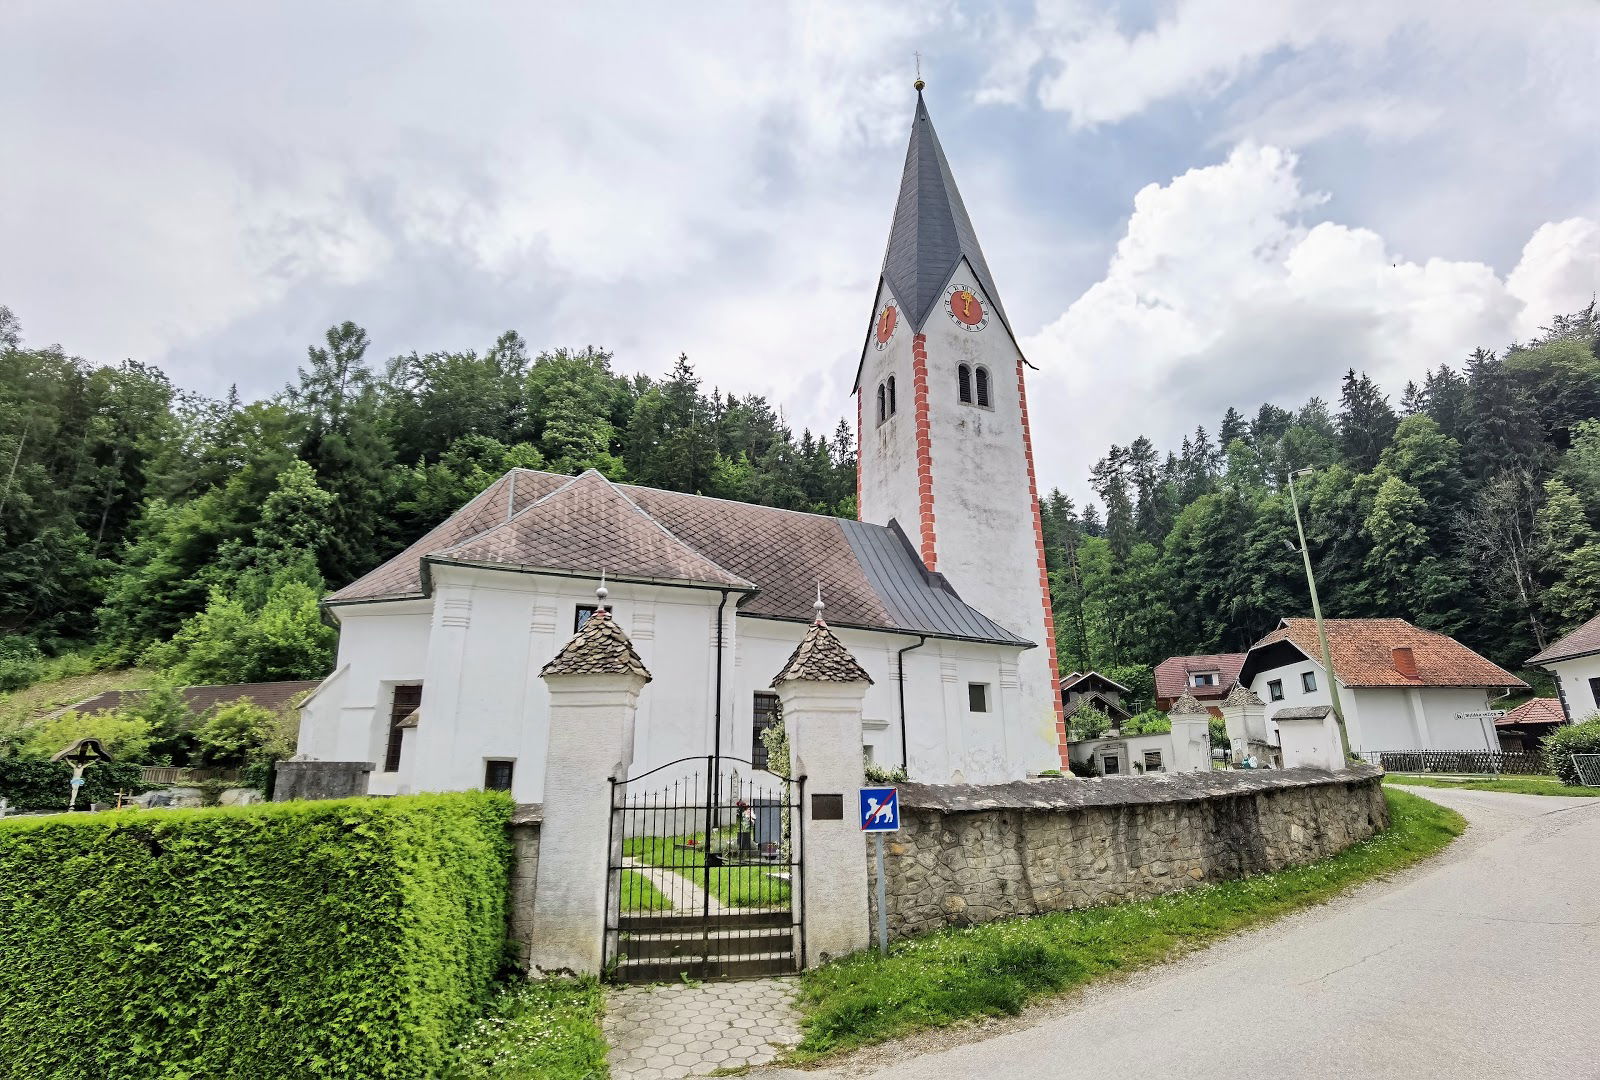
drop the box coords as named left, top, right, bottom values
left=1268, top=679, right=1284, bottom=702
left=876, top=383, right=887, bottom=425
left=1301, top=671, right=1318, bottom=693
left=1143, top=750, right=1164, bottom=772
left=958, top=364, right=973, bottom=404
left=1102, top=754, right=1121, bottom=775
left=1191, top=672, right=1219, bottom=688
left=752, top=691, right=781, bottom=771
left=886, top=375, right=897, bottom=417
left=1590, top=676, right=1600, bottom=708
left=484, top=759, right=515, bottom=792
left=385, top=684, right=423, bottom=772
left=968, top=682, right=989, bottom=712
left=574, top=604, right=612, bottom=632
left=974, top=365, right=991, bottom=407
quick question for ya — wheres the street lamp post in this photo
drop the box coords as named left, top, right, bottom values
left=1286, top=468, right=1353, bottom=762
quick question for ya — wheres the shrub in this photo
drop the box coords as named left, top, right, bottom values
left=18, top=710, right=153, bottom=763
left=195, top=700, right=278, bottom=767
left=0, top=759, right=149, bottom=812
left=0, top=791, right=513, bottom=1080
left=1544, top=715, right=1600, bottom=785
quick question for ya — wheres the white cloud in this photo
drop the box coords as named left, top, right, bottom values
left=1024, top=143, right=1600, bottom=500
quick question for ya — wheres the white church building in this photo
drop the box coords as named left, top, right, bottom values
left=295, top=88, right=1068, bottom=802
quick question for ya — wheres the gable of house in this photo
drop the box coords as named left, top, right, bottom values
left=1239, top=618, right=1526, bottom=691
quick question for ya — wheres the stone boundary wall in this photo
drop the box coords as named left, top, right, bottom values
left=869, top=765, right=1387, bottom=941
left=506, top=803, right=543, bottom=969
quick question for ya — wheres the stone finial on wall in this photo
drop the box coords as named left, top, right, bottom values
left=540, top=610, right=652, bottom=681
left=1222, top=684, right=1264, bottom=707
left=1168, top=690, right=1210, bottom=716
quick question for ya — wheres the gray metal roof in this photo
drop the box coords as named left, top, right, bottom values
left=1274, top=705, right=1333, bottom=720
left=882, top=92, right=1013, bottom=338
left=838, top=518, right=1030, bottom=647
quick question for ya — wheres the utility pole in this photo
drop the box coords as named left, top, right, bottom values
left=1287, top=468, right=1352, bottom=761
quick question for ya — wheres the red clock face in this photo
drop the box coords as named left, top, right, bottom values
left=874, top=304, right=898, bottom=349
left=946, top=285, right=987, bottom=330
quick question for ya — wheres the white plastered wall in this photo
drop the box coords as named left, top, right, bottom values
left=1549, top=654, right=1600, bottom=721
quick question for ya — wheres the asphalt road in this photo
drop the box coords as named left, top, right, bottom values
left=777, top=787, right=1600, bottom=1080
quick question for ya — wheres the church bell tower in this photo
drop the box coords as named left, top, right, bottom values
left=854, top=83, right=1067, bottom=770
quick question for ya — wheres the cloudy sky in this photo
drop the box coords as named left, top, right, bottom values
left=3, top=1, right=1596, bottom=501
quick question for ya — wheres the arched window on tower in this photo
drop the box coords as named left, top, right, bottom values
left=975, top=366, right=991, bottom=408
left=957, top=364, right=973, bottom=404
left=876, top=383, right=887, bottom=425
left=886, top=375, right=897, bottom=416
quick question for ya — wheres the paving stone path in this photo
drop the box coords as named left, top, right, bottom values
left=605, top=978, right=801, bottom=1079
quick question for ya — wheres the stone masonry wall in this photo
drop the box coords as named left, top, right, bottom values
left=505, top=804, right=542, bottom=970
left=869, top=765, right=1387, bottom=941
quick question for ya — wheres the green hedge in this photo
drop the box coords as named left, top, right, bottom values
left=0, top=791, right=513, bottom=1080
left=1545, top=716, right=1600, bottom=785
left=0, top=759, right=150, bottom=812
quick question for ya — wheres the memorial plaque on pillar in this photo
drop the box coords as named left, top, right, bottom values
left=811, top=793, right=844, bottom=820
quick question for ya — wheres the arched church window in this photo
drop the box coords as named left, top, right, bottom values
left=975, top=366, right=991, bottom=408
left=876, top=383, right=887, bottom=425
left=957, top=364, right=973, bottom=404
left=886, top=375, right=897, bottom=416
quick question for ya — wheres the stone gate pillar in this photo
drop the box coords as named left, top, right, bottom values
left=528, top=609, right=651, bottom=976
left=772, top=611, right=873, bottom=966
left=1219, top=684, right=1267, bottom=765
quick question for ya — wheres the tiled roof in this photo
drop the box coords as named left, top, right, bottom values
left=541, top=611, right=653, bottom=681
left=327, top=468, right=1029, bottom=647
left=1244, top=619, right=1527, bottom=690
left=1222, top=684, right=1264, bottom=707
left=1060, top=671, right=1131, bottom=697
left=1168, top=691, right=1211, bottom=717
left=1529, top=612, right=1600, bottom=665
left=771, top=619, right=873, bottom=686
left=1496, top=698, right=1566, bottom=728
left=1154, top=653, right=1247, bottom=702
left=1062, top=692, right=1132, bottom=724
left=433, top=471, right=753, bottom=590
left=68, top=680, right=321, bottom=717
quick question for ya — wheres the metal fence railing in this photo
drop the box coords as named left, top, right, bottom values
left=1360, top=750, right=1546, bottom=775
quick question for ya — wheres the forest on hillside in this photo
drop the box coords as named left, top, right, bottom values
left=0, top=308, right=855, bottom=693
left=1, top=301, right=1597, bottom=707
left=1039, top=304, right=1600, bottom=694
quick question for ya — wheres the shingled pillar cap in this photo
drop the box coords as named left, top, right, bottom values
left=1168, top=690, right=1210, bottom=716
left=771, top=617, right=874, bottom=687
left=540, top=610, right=652, bottom=681
left=1221, top=684, right=1263, bottom=707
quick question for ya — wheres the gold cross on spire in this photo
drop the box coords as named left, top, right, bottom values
left=914, top=51, right=925, bottom=92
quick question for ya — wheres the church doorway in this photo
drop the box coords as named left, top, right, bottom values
left=604, top=756, right=804, bottom=982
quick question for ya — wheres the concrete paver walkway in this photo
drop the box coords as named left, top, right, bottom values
left=760, top=788, right=1600, bottom=1080
left=606, top=978, right=801, bottom=1079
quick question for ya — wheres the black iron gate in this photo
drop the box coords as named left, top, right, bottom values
left=605, top=756, right=804, bottom=982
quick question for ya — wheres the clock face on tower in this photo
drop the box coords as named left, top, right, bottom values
left=874, top=303, right=898, bottom=350
left=946, top=284, right=988, bottom=331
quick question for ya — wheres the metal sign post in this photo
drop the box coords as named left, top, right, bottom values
left=860, top=787, right=900, bottom=956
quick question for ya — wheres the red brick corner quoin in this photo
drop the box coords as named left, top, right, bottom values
left=910, top=334, right=938, bottom=570
left=1016, top=358, right=1069, bottom=768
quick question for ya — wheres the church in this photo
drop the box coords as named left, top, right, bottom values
left=294, top=86, right=1068, bottom=800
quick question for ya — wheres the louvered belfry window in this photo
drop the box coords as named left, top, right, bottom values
left=958, top=364, right=973, bottom=403
left=384, top=684, right=423, bottom=772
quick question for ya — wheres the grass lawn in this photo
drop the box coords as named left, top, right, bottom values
left=620, top=869, right=672, bottom=912
left=442, top=976, right=608, bottom=1080
left=623, top=833, right=791, bottom=908
left=789, top=788, right=1463, bottom=1061
left=1383, top=773, right=1600, bottom=797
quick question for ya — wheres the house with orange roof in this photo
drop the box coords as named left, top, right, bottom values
left=1236, top=618, right=1528, bottom=755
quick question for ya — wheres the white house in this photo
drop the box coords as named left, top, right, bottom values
left=1067, top=691, right=1213, bottom=777
left=1236, top=618, right=1528, bottom=755
left=1528, top=612, right=1600, bottom=723
left=294, top=88, right=1068, bottom=802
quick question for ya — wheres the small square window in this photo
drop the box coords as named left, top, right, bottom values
left=1143, top=750, right=1164, bottom=772
left=484, top=760, right=515, bottom=792
left=574, top=604, right=612, bottom=632
left=1101, top=754, right=1121, bottom=775
left=1191, top=672, right=1218, bottom=687
left=1301, top=671, right=1318, bottom=693
left=968, top=683, right=989, bottom=712
left=1268, top=679, right=1284, bottom=702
